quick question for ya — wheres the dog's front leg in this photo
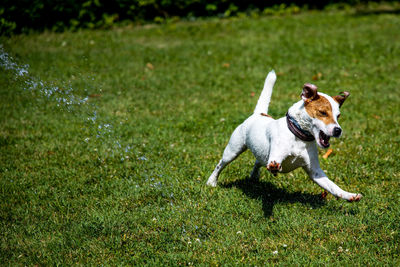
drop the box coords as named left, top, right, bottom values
left=266, top=149, right=284, bottom=176
left=267, top=160, right=282, bottom=176
left=303, top=166, right=362, bottom=202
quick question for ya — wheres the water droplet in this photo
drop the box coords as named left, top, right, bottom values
left=1, top=45, right=136, bottom=163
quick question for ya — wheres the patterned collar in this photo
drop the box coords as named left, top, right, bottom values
left=286, top=112, right=315, bottom=142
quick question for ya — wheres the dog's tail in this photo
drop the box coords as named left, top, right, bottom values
left=254, top=70, right=277, bottom=114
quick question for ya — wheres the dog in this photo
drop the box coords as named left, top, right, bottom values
left=206, top=70, right=362, bottom=202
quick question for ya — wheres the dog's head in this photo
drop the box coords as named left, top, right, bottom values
left=301, top=83, right=349, bottom=148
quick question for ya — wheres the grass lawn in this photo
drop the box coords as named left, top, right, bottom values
left=1, top=9, right=400, bottom=265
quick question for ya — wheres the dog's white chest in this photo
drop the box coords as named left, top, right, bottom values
left=280, top=154, right=307, bottom=173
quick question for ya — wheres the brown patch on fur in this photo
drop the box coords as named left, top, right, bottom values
left=304, top=94, right=335, bottom=125
left=260, top=113, right=273, bottom=118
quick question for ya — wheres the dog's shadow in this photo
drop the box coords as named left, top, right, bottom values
left=222, top=177, right=325, bottom=217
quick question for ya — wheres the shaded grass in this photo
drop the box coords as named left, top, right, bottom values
left=1, top=10, right=400, bottom=265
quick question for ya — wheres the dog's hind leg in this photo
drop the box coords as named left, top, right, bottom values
left=206, top=126, right=247, bottom=187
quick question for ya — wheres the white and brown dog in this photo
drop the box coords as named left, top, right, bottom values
left=206, top=70, right=362, bottom=202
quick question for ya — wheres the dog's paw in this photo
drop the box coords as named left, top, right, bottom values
left=206, top=178, right=218, bottom=187
left=347, top=193, right=363, bottom=202
left=267, top=161, right=282, bottom=176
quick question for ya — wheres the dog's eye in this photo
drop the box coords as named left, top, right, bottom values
left=319, top=110, right=328, bottom=117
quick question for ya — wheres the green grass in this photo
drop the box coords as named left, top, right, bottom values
left=1, top=9, right=400, bottom=265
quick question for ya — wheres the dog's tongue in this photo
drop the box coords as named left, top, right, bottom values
left=319, top=131, right=330, bottom=147
left=322, top=136, right=330, bottom=146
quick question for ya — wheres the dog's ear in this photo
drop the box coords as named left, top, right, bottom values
left=301, top=83, right=318, bottom=102
left=333, top=91, right=350, bottom=107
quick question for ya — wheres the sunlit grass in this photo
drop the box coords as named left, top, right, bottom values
left=1, top=10, right=400, bottom=265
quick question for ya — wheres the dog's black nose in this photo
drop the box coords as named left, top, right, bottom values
left=333, top=127, right=342, bottom=137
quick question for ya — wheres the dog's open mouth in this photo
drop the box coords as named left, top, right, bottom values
left=319, top=131, right=331, bottom=148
